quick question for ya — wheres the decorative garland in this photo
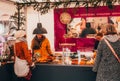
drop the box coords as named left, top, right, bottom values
left=13, top=0, right=120, bottom=14
left=10, top=0, right=120, bottom=30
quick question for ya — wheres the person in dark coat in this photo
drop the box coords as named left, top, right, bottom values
left=93, top=24, right=120, bottom=81
left=80, top=22, right=97, bottom=38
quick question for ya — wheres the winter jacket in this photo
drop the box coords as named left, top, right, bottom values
left=15, top=41, right=32, bottom=66
left=31, top=36, right=53, bottom=62
left=93, top=35, right=120, bottom=81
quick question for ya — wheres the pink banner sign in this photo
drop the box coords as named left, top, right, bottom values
left=54, top=5, right=120, bottom=52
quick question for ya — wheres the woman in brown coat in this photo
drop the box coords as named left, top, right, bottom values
left=13, top=30, right=33, bottom=81
left=14, top=30, right=32, bottom=66
left=31, top=23, right=53, bottom=63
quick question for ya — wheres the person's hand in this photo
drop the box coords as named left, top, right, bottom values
left=31, top=62, right=35, bottom=67
left=30, top=62, right=36, bottom=69
left=11, top=56, right=15, bottom=60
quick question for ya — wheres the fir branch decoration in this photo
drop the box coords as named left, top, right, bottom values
left=12, top=0, right=120, bottom=14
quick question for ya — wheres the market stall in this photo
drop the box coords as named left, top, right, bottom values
left=0, top=63, right=96, bottom=81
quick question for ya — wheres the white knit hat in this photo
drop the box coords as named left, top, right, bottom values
left=14, top=30, right=26, bottom=38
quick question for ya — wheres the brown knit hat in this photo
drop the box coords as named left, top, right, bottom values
left=33, top=23, right=47, bottom=34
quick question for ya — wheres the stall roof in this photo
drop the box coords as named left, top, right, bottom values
left=9, top=0, right=67, bottom=3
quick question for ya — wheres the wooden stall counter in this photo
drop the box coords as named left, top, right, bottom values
left=30, top=63, right=96, bottom=81
left=0, top=62, right=96, bottom=81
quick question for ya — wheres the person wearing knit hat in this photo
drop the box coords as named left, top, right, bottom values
left=31, top=23, right=54, bottom=63
left=93, top=24, right=120, bottom=81
left=14, top=30, right=32, bottom=65
left=14, top=30, right=33, bottom=80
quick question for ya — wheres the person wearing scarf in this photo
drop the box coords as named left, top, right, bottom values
left=14, top=30, right=32, bottom=66
left=31, top=23, right=53, bottom=63
left=13, top=30, right=33, bottom=81
left=93, top=24, right=120, bottom=81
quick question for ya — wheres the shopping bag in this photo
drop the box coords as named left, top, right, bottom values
left=14, top=56, right=30, bottom=77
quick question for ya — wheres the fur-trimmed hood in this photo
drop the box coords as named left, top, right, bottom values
left=104, top=34, right=120, bottom=42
